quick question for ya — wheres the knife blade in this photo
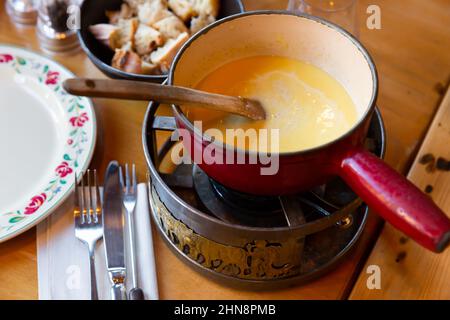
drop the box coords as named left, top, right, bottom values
left=103, top=160, right=127, bottom=300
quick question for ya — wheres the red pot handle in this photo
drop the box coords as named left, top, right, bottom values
left=338, top=148, right=450, bottom=252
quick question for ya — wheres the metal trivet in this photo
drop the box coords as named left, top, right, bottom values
left=143, top=101, right=385, bottom=289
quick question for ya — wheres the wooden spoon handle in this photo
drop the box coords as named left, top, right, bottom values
left=63, top=78, right=265, bottom=120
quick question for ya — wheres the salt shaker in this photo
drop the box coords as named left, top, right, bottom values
left=37, top=0, right=80, bottom=53
left=6, top=0, right=39, bottom=25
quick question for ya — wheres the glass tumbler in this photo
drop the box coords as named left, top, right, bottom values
left=287, top=0, right=359, bottom=37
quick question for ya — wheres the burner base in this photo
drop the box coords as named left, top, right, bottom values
left=149, top=185, right=368, bottom=290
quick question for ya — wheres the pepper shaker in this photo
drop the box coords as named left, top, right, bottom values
left=37, top=0, right=80, bottom=53
left=6, top=0, right=39, bottom=25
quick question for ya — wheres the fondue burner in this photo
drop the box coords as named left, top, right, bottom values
left=143, top=102, right=386, bottom=289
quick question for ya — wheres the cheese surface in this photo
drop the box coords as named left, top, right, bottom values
left=185, top=55, right=358, bottom=152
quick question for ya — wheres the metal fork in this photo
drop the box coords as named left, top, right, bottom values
left=121, top=164, right=144, bottom=300
left=74, top=170, right=103, bottom=300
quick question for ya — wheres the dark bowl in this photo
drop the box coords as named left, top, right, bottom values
left=78, top=0, right=244, bottom=82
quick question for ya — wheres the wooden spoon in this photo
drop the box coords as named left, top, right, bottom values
left=63, top=78, right=266, bottom=120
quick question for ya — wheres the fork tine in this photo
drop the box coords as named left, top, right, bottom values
left=74, top=174, right=81, bottom=221
left=132, top=164, right=136, bottom=192
left=125, top=163, right=131, bottom=191
left=93, top=169, right=101, bottom=223
left=119, top=165, right=124, bottom=189
left=80, top=171, right=86, bottom=224
left=86, top=170, right=92, bottom=223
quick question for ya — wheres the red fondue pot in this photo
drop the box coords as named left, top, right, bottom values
left=168, top=11, right=450, bottom=252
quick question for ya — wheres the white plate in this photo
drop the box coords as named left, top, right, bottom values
left=0, top=45, right=96, bottom=242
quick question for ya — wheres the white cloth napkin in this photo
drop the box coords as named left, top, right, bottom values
left=37, top=183, right=159, bottom=300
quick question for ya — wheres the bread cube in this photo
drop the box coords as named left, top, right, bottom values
left=168, top=0, right=195, bottom=21
left=150, top=32, right=189, bottom=72
left=193, top=0, right=219, bottom=17
left=112, top=47, right=143, bottom=74
left=134, top=23, right=164, bottom=55
left=153, top=14, right=189, bottom=40
left=138, top=0, right=172, bottom=26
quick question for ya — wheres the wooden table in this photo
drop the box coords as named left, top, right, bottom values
left=350, top=86, right=450, bottom=300
left=0, top=0, right=449, bottom=299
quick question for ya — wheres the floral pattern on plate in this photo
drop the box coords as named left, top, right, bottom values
left=0, top=46, right=96, bottom=241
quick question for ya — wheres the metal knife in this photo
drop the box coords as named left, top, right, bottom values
left=103, top=161, right=127, bottom=300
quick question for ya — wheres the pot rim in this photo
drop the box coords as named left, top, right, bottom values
left=169, top=10, right=379, bottom=157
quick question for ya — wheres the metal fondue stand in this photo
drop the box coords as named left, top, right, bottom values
left=143, top=101, right=385, bottom=290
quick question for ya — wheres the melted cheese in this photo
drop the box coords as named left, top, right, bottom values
left=185, top=55, right=358, bottom=153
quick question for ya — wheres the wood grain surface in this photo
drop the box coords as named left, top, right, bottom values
left=0, top=0, right=449, bottom=299
left=350, top=86, right=450, bottom=300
